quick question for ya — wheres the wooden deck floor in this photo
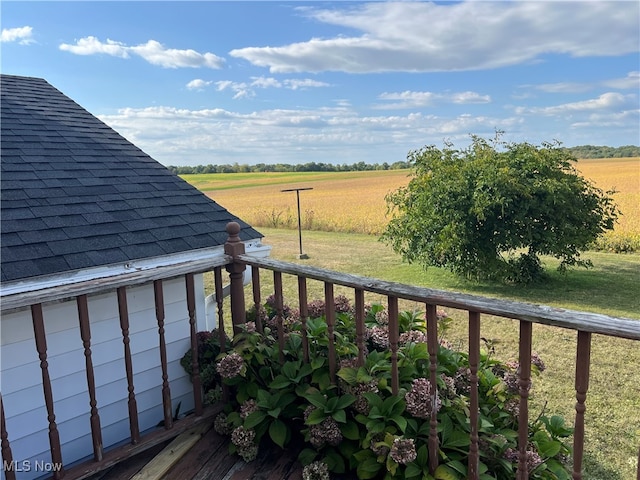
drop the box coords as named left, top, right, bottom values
left=88, top=421, right=304, bottom=480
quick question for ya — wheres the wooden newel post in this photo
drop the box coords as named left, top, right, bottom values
left=225, top=222, right=246, bottom=335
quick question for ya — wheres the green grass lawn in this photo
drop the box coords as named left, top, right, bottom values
left=240, top=228, right=638, bottom=479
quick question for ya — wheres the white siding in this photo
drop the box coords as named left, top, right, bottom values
left=0, top=275, right=206, bottom=480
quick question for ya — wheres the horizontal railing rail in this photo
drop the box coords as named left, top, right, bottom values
left=237, top=255, right=640, bottom=341
left=0, top=256, right=231, bottom=314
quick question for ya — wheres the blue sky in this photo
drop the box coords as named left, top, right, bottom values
left=2, top=1, right=639, bottom=166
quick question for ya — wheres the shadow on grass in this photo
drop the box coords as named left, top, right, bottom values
left=583, top=455, right=627, bottom=480
left=449, top=259, right=640, bottom=319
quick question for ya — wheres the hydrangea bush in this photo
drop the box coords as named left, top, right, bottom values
left=181, top=294, right=572, bottom=479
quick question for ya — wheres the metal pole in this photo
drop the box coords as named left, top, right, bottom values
left=296, top=190, right=303, bottom=256
left=281, top=187, right=313, bottom=259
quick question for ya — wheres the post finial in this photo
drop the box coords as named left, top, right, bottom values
left=226, top=221, right=241, bottom=239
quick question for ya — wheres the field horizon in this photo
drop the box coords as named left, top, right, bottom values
left=183, top=157, right=639, bottom=237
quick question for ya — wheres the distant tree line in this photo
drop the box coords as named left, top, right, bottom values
left=167, top=145, right=638, bottom=174
left=168, top=161, right=410, bottom=174
left=562, top=145, right=639, bottom=159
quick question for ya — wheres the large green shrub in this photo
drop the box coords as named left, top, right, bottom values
left=182, top=295, right=572, bottom=479
left=381, top=134, right=619, bottom=284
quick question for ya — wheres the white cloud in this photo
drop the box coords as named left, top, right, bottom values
left=375, top=90, right=490, bottom=109
left=533, top=82, right=592, bottom=94
left=571, top=110, right=640, bottom=128
left=230, top=2, right=639, bottom=74
left=603, top=71, right=640, bottom=90
left=215, top=80, right=253, bottom=99
left=186, top=79, right=213, bottom=90
left=516, top=93, right=637, bottom=116
left=283, top=78, right=330, bottom=90
left=59, top=36, right=225, bottom=69
left=97, top=104, right=522, bottom=166
left=251, top=77, right=282, bottom=89
left=1, top=26, right=34, bottom=44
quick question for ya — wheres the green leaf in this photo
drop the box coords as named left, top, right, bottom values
left=269, top=375, right=292, bottom=389
left=298, top=448, right=318, bottom=465
left=446, top=460, right=467, bottom=476
left=269, top=419, right=288, bottom=448
left=332, top=409, right=346, bottom=423
left=267, top=407, right=282, bottom=418
left=305, top=408, right=327, bottom=425
left=304, top=393, right=327, bottom=409
left=282, top=360, right=300, bottom=378
left=443, top=429, right=470, bottom=448
left=404, top=463, right=423, bottom=479
left=335, top=394, right=357, bottom=410
left=243, top=410, right=266, bottom=429
left=337, top=367, right=358, bottom=384
left=434, top=464, right=461, bottom=480
left=391, top=415, right=407, bottom=433
left=538, top=439, right=562, bottom=458
left=340, top=420, right=361, bottom=441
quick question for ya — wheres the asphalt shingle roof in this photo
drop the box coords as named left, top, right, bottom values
left=1, top=74, right=262, bottom=283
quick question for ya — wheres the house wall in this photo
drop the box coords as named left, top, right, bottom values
left=0, top=275, right=206, bottom=480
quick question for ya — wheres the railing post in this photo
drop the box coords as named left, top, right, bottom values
left=573, top=330, right=592, bottom=480
left=1, top=393, right=16, bottom=480
left=225, top=222, right=246, bottom=335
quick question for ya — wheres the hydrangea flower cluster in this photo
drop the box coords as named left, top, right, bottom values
left=334, top=294, right=352, bottom=314
left=302, top=461, right=330, bottom=480
left=368, top=325, right=389, bottom=349
left=504, top=447, right=544, bottom=474
left=216, top=352, right=245, bottom=379
left=213, top=412, right=233, bottom=435
left=307, top=299, right=326, bottom=319
left=399, top=330, right=429, bottom=345
left=351, top=380, right=379, bottom=415
left=405, top=377, right=441, bottom=419
left=531, top=352, right=546, bottom=372
left=231, top=426, right=258, bottom=462
left=439, top=373, right=458, bottom=400
left=374, top=309, right=389, bottom=325
left=369, top=432, right=390, bottom=457
left=240, top=399, right=259, bottom=419
left=304, top=406, right=343, bottom=448
left=389, top=437, right=417, bottom=465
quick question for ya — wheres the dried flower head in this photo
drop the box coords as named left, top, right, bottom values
left=307, top=299, right=326, bottom=319
left=213, top=412, right=233, bottom=436
left=503, top=447, right=544, bottom=474
left=531, top=352, right=546, bottom=372
left=309, top=416, right=343, bottom=448
left=375, top=309, right=389, bottom=325
left=368, top=325, right=389, bottom=349
left=216, top=352, right=245, bottom=379
left=370, top=432, right=390, bottom=457
left=231, top=426, right=256, bottom=449
left=334, top=294, right=352, bottom=313
left=389, top=437, right=417, bottom=465
left=439, top=374, right=457, bottom=400
left=302, top=461, right=330, bottom=480
left=399, top=330, right=429, bottom=346
left=240, top=399, right=259, bottom=419
left=405, top=377, right=441, bottom=419
left=238, top=443, right=259, bottom=462
left=453, top=367, right=470, bottom=395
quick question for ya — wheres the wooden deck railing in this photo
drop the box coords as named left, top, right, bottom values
left=221, top=223, right=640, bottom=480
left=1, top=222, right=639, bottom=480
left=0, top=257, right=231, bottom=480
